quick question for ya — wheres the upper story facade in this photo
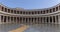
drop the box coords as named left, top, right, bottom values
left=0, top=3, right=60, bottom=16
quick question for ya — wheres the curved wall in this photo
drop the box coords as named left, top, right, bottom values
left=0, top=3, right=60, bottom=24
left=0, top=4, right=60, bottom=15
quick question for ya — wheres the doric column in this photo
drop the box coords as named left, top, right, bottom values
left=45, top=17, right=47, bottom=23
left=12, top=16, right=14, bottom=23
left=28, top=17, right=29, bottom=24
left=52, top=16, right=53, bottom=24
left=58, top=15, right=60, bottom=24
left=55, top=16, right=57, bottom=24
left=24, top=17, right=26, bottom=24
left=3, top=7, right=5, bottom=12
left=10, top=16, right=11, bottom=23
left=33, top=18, right=35, bottom=24
left=16, top=17, right=17, bottom=24
left=6, top=16, right=8, bottom=23
left=3, top=16, right=4, bottom=23
left=0, top=15, right=2, bottom=24
left=42, top=17, right=43, bottom=23
left=55, top=8, right=56, bottom=11
left=19, top=17, right=21, bottom=24
left=13, top=16, right=14, bottom=23
left=22, top=17, right=23, bottom=23
left=36, top=17, right=37, bottom=24
left=19, top=17, right=20, bottom=24
left=40, top=17, right=41, bottom=24
left=52, top=9, right=53, bottom=12
left=48, top=17, right=50, bottom=23
left=0, top=5, right=2, bottom=11
left=58, top=6, right=59, bottom=10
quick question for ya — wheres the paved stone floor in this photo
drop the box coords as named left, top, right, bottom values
left=0, top=23, right=60, bottom=32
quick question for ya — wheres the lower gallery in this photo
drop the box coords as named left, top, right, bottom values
left=0, top=3, right=60, bottom=24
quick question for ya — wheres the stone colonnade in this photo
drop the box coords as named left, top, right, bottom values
left=0, top=15, right=60, bottom=24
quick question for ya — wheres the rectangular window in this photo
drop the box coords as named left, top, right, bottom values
left=14, top=10, right=16, bottom=14
left=56, top=7, right=58, bottom=11
left=8, top=9, right=10, bottom=13
left=17, top=11, right=19, bottom=14
left=11, top=10, right=13, bottom=13
left=47, top=10, right=48, bottom=13
left=50, top=9, right=52, bottom=13
left=53, top=8, right=55, bottom=12
left=2, top=7, right=4, bottom=11
left=59, top=6, right=60, bottom=10
left=5, top=8, right=7, bottom=12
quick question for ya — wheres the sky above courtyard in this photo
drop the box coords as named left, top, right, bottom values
left=0, top=0, right=60, bottom=9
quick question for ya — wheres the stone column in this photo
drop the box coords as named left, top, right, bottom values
left=0, top=15, right=2, bottom=24
left=52, top=9, right=53, bottom=13
left=19, top=17, right=20, bottom=24
left=39, top=17, right=41, bottom=23
left=36, top=17, right=38, bottom=24
left=55, top=16, right=57, bottom=24
left=28, top=17, right=29, bottom=24
left=24, top=17, right=26, bottom=24
left=0, top=5, right=2, bottom=11
left=22, top=17, right=24, bottom=24
left=3, top=16, right=4, bottom=23
left=55, top=7, right=56, bottom=11
left=52, top=16, right=53, bottom=24
left=48, top=17, right=50, bottom=24
left=58, top=6, right=59, bottom=10
left=10, top=16, right=11, bottom=23
left=58, top=15, right=60, bottom=24
left=13, top=16, right=14, bottom=23
left=41, top=17, right=43, bottom=23
left=41, top=17, right=42, bottom=23
left=3, top=7, right=5, bottom=12
left=6, top=16, right=8, bottom=23
left=32, top=18, right=34, bottom=24
left=16, top=17, right=17, bottom=24
left=45, top=17, right=47, bottom=23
